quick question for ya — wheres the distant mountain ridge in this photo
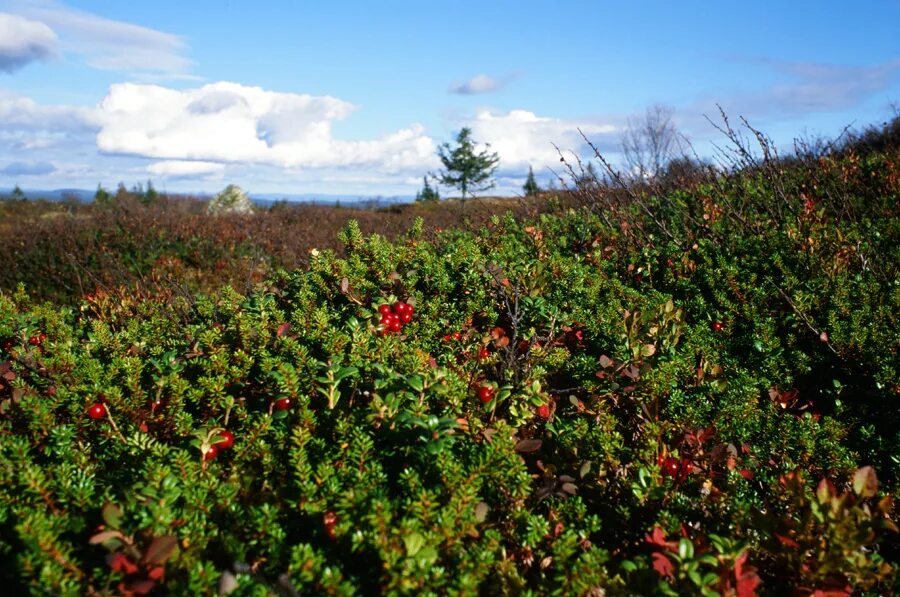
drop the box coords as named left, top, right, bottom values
left=0, top=188, right=415, bottom=208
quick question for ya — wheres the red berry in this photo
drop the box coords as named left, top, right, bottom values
left=679, top=459, right=693, bottom=476
left=478, top=386, right=494, bottom=403
left=442, top=335, right=451, bottom=342
left=711, top=321, right=724, bottom=332
left=217, top=430, right=235, bottom=450
left=378, top=304, right=392, bottom=316
left=452, top=331, right=462, bottom=341
left=28, top=335, right=40, bottom=346
left=537, top=404, right=551, bottom=419
left=661, top=457, right=679, bottom=477
left=274, top=397, right=292, bottom=411
left=204, top=444, right=218, bottom=461
left=400, top=312, right=413, bottom=324
left=477, top=347, right=490, bottom=360
left=88, top=403, right=107, bottom=420
left=388, top=320, right=402, bottom=333
left=323, top=511, right=338, bottom=539
left=392, top=301, right=406, bottom=314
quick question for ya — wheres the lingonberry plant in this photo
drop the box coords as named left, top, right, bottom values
left=0, top=119, right=898, bottom=594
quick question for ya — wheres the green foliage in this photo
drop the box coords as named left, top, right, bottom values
left=435, top=127, right=500, bottom=200
left=0, top=141, right=898, bottom=594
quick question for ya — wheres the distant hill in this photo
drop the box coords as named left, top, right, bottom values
left=0, top=188, right=415, bottom=208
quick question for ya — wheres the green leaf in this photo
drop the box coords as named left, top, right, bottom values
left=678, top=538, right=694, bottom=560
left=853, top=466, right=878, bottom=497
left=102, top=502, right=123, bottom=529
left=403, top=532, right=425, bottom=556
left=407, top=375, right=424, bottom=393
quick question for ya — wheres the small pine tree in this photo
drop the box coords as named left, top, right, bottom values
left=94, top=184, right=112, bottom=205
left=435, top=128, right=500, bottom=201
left=415, top=176, right=440, bottom=202
left=142, top=180, right=158, bottom=205
left=523, top=166, right=541, bottom=197
left=10, top=185, right=26, bottom=201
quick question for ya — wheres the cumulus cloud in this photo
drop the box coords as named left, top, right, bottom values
left=13, top=1, right=191, bottom=77
left=0, top=13, right=57, bottom=73
left=0, top=160, right=55, bottom=175
left=465, top=109, right=617, bottom=171
left=450, top=74, right=503, bottom=95
left=95, top=81, right=437, bottom=172
left=147, top=160, right=225, bottom=178
left=0, top=88, right=99, bottom=131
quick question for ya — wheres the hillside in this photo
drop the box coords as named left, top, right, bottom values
left=0, top=125, right=898, bottom=595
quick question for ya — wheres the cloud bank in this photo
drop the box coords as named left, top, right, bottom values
left=13, top=1, right=192, bottom=77
left=0, top=13, right=57, bottom=73
left=95, top=81, right=437, bottom=172
left=465, top=109, right=618, bottom=171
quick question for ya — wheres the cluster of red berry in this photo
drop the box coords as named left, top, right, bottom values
left=441, top=331, right=463, bottom=342
left=28, top=333, right=47, bottom=346
left=204, top=430, right=236, bottom=461
left=378, top=301, right=414, bottom=335
left=658, top=455, right=693, bottom=481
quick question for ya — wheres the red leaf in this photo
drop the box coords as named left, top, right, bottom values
left=651, top=552, right=674, bottom=578
left=734, top=551, right=761, bottom=597
left=774, top=533, right=800, bottom=548
left=645, top=527, right=678, bottom=552
left=147, top=566, right=165, bottom=581
left=142, top=535, right=178, bottom=566
left=107, top=553, right=139, bottom=575
left=514, top=439, right=542, bottom=453
left=276, top=323, right=291, bottom=338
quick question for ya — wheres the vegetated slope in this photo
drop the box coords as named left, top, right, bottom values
left=0, top=137, right=898, bottom=594
left=0, top=193, right=551, bottom=305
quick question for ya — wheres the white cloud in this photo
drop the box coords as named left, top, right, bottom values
left=95, top=81, right=437, bottom=172
left=465, top=109, right=617, bottom=171
left=12, top=1, right=191, bottom=77
left=147, top=160, right=225, bottom=178
left=450, top=74, right=502, bottom=95
left=0, top=88, right=98, bottom=131
left=0, top=12, right=57, bottom=73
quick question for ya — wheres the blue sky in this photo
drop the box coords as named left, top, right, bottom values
left=1, top=0, right=899, bottom=197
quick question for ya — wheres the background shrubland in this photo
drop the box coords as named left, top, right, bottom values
left=0, top=114, right=898, bottom=595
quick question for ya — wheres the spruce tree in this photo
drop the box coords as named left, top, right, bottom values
left=435, top=128, right=499, bottom=201
left=415, top=176, right=440, bottom=202
left=523, top=166, right=541, bottom=196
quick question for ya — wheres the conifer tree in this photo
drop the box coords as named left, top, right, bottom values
left=523, top=166, right=541, bottom=196
left=435, top=128, right=499, bottom=201
left=415, top=176, right=440, bottom=202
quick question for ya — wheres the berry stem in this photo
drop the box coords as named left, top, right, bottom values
left=104, top=406, right=128, bottom=445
